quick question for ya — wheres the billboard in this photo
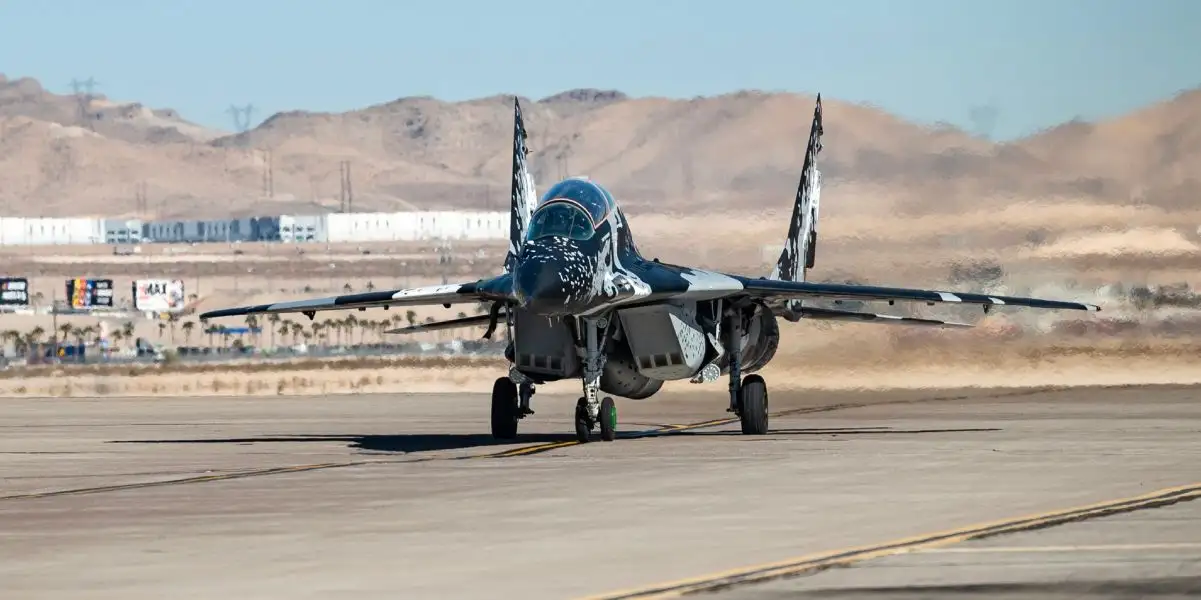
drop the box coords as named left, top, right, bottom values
left=65, top=278, right=114, bottom=309
left=133, top=279, right=185, bottom=312
left=0, top=277, right=29, bottom=307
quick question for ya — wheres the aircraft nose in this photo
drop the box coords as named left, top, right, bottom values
left=514, top=240, right=593, bottom=315
left=515, top=254, right=566, bottom=310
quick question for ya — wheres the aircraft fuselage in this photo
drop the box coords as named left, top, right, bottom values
left=504, top=177, right=779, bottom=399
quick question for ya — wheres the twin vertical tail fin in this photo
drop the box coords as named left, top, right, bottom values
left=771, top=94, right=823, bottom=284
left=504, top=98, right=538, bottom=274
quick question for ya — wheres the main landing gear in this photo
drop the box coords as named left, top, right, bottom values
left=491, top=368, right=536, bottom=440
left=724, top=305, right=769, bottom=435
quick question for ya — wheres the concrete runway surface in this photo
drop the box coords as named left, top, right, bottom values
left=1, top=385, right=1199, bottom=599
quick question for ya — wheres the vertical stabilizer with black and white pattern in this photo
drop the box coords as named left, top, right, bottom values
left=771, top=95, right=823, bottom=284
left=504, top=98, right=538, bottom=274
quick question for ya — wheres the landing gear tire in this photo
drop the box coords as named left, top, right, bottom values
left=574, top=397, right=593, bottom=443
left=491, top=377, right=519, bottom=440
left=738, top=374, right=769, bottom=435
left=598, top=397, right=617, bottom=442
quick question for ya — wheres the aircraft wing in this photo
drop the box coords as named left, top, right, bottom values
left=384, top=309, right=509, bottom=335
left=794, top=306, right=973, bottom=328
left=199, top=275, right=515, bottom=320
left=729, top=275, right=1100, bottom=312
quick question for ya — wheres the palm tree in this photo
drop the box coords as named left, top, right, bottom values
left=267, top=313, right=281, bottom=348
left=122, top=321, right=135, bottom=342
left=181, top=321, right=196, bottom=345
left=1, top=329, right=20, bottom=354
left=289, top=322, right=303, bottom=345
left=362, top=319, right=375, bottom=344
left=405, top=310, right=417, bottom=327
left=244, top=315, right=259, bottom=346
left=322, top=318, right=338, bottom=346
left=167, top=313, right=179, bottom=343
left=157, top=322, right=166, bottom=340
left=6, top=330, right=28, bottom=355
left=58, top=323, right=73, bottom=346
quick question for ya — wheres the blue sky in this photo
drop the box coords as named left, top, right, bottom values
left=1, top=0, right=1196, bottom=139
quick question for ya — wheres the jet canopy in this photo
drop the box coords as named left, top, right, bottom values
left=537, top=178, right=613, bottom=224
left=527, top=178, right=616, bottom=241
left=526, top=201, right=594, bottom=241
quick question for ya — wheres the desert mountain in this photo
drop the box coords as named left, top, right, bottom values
left=0, top=72, right=1196, bottom=220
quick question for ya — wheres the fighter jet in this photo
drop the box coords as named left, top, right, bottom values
left=200, top=95, right=1100, bottom=443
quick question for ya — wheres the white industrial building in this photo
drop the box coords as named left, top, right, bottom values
left=279, top=215, right=326, bottom=243
left=324, top=211, right=506, bottom=243
left=0, top=211, right=508, bottom=246
left=0, top=217, right=104, bottom=245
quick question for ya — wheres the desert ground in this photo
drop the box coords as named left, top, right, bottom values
left=3, top=191, right=1199, bottom=352
left=2, top=385, right=1199, bottom=599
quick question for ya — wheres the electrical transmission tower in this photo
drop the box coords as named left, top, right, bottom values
left=554, top=135, right=573, bottom=179
left=226, top=104, right=256, bottom=132
left=69, top=77, right=99, bottom=130
left=135, top=181, right=148, bottom=216
left=260, top=149, right=274, bottom=198
left=339, top=160, right=353, bottom=212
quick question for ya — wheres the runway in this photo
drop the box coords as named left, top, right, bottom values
left=1, top=385, right=1199, bottom=599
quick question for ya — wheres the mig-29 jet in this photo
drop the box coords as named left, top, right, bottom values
left=200, top=95, right=1100, bottom=443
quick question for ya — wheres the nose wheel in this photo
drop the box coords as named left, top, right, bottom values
left=575, top=396, right=617, bottom=443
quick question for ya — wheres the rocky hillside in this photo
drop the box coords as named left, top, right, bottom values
left=0, top=73, right=1196, bottom=219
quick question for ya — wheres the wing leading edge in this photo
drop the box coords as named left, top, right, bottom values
left=198, top=275, right=514, bottom=320
left=730, top=275, right=1100, bottom=313
left=795, top=306, right=973, bottom=328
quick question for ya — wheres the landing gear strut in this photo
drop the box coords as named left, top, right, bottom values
left=724, top=305, right=769, bottom=435
left=573, top=316, right=616, bottom=443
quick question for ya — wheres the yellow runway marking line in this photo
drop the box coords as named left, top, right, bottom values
left=580, top=482, right=1201, bottom=600
left=919, top=542, right=1201, bottom=554
left=0, top=461, right=379, bottom=501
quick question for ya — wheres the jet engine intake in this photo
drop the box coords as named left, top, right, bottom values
left=600, top=339, right=664, bottom=399
left=740, top=304, right=780, bottom=374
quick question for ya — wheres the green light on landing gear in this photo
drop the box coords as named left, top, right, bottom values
left=599, top=396, right=617, bottom=442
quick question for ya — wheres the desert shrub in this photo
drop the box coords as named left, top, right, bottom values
left=947, top=259, right=1004, bottom=288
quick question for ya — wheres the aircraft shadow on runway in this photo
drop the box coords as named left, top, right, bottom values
left=109, top=427, right=1000, bottom=454
left=109, top=433, right=575, bottom=453
left=669, top=427, right=1002, bottom=438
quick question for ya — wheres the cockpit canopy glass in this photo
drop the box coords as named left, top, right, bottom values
left=526, top=202, right=593, bottom=241
left=537, top=178, right=614, bottom=225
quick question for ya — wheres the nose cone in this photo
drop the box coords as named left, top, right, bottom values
left=514, top=240, right=596, bottom=315
left=515, top=255, right=567, bottom=311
